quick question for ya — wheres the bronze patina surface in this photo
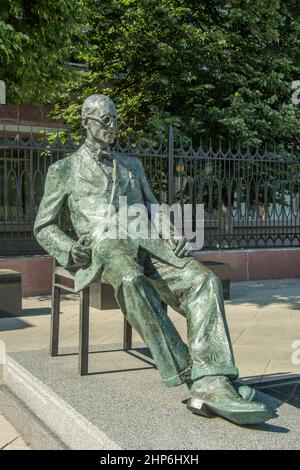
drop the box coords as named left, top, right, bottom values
left=34, top=94, right=273, bottom=425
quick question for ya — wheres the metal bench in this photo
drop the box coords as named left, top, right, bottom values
left=51, top=260, right=132, bottom=375
left=199, top=260, right=230, bottom=300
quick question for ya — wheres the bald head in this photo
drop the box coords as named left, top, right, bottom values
left=81, top=94, right=116, bottom=123
left=82, top=94, right=119, bottom=147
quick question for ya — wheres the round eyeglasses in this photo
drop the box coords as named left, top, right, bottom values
left=85, top=114, right=121, bottom=128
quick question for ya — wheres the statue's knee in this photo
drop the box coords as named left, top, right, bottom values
left=188, top=260, right=216, bottom=281
left=207, top=271, right=222, bottom=290
left=194, top=269, right=220, bottom=288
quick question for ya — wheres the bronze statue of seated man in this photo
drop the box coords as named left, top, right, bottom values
left=34, top=94, right=273, bottom=426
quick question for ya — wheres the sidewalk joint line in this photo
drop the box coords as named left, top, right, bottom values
left=0, top=435, right=19, bottom=450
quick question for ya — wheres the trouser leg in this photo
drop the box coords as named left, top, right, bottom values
left=147, top=258, right=239, bottom=383
left=101, top=254, right=191, bottom=386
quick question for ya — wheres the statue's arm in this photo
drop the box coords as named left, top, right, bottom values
left=34, top=164, right=75, bottom=267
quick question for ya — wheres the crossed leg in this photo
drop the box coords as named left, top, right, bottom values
left=101, top=252, right=238, bottom=386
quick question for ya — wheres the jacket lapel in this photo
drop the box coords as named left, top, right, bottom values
left=78, top=147, right=110, bottom=190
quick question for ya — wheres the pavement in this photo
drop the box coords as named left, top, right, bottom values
left=0, top=278, right=300, bottom=448
left=0, top=413, right=29, bottom=450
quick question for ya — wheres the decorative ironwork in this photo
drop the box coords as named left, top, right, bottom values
left=0, top=123, right=299, bottom=255
left=0, top=125, right=77, bottom=254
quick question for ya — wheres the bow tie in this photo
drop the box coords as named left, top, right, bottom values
left=96, top=149, right=114, bottom=162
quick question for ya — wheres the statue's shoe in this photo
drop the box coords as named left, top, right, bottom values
left=187, top=379, right=255, bottom=402
left=187, top=376, right=273, bottom=426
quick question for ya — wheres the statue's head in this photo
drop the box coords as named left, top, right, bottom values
left=81, top=94, right=120, bottom=146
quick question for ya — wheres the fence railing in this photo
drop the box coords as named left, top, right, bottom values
left=0, top=124, right=299, bottom=255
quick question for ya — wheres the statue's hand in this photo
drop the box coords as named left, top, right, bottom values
left=71, top=237, right=92, bottom=266
left=169, top=237, right=193, bottom=258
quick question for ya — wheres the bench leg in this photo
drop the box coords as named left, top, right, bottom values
left=123, top=318, right=132, bottom=351
left=50, top=285, right=60, bottom=356
left=78, top=287, right=90, bottom=375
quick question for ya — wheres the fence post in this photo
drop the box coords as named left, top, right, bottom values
left=168, top=121, right=174, bottom=207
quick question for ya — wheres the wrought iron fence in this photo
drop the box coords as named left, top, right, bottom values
left=0, top=123, right=299, bottom=255
left=0, top=126, right=76, bottom=255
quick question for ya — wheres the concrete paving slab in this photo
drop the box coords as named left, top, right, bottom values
left=0, top=413, right=18, bottom=448
left=0, top=412, right=29, bottom=450
left=0, top=384, right=66, bottom=450
left=3, top=436, right=30, bottom=450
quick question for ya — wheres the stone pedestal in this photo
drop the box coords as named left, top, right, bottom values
left=1, top=345, right=297, bottom=450
left=0, top=269, right=22, bottom=316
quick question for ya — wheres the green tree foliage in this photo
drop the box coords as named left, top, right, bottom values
left=1, top=1, right=299, bottom=146
left=53, top=0, right=300, bottom=146
left=0, top=0, right=85, bottom=103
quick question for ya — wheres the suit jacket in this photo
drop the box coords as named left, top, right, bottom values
left=34, top=144, right=190, bottom=292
